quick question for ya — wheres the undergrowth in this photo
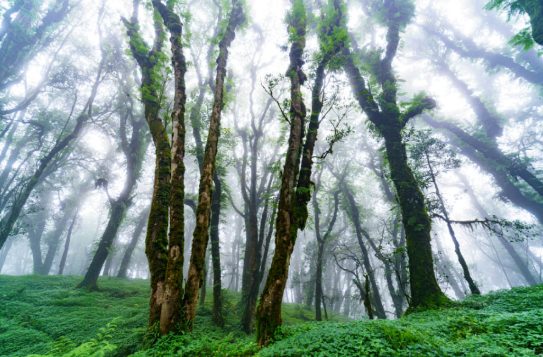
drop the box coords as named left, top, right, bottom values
left=1, top=275, right=542, bottom=356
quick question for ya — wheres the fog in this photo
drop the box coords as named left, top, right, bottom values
left=0, top=0, right=542, bottom=329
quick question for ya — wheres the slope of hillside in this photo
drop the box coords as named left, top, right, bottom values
left=1, top=275, right=542, bottom=357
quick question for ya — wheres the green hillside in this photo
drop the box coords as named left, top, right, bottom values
left=1, top=275, right=542, bottom=356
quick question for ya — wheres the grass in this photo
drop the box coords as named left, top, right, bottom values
left=1, top=275, right=542, bottom=356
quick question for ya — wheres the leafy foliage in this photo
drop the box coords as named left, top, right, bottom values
left=1, top=276, right=543, bottom=356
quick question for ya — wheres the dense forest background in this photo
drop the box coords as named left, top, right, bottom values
left=0, top=0, right=543, bottom=355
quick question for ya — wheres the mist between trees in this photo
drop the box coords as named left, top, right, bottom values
left=0, top=0, right=542, bottom=350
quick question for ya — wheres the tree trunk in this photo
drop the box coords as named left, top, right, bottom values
left=426, top=153, right=480, bottom=295
left=255, top=1, right=307, bottom=346
left=123, top=3, right=172, bottom=328
left=182, top=0, right=244, bottom=331
left=341, top=186, right=388, bottom=319
left=0, top=237, right=13, bottom=273
left=153, top=0, right=189, bottom=336
left=78, top=202, right=128, bottom=290
left=434, top=235, right=466, bottom=299
left=383, top=130, right=449, bottom=310
left=41, top=208, right=72, bottom=275
left=117, top=206, right=149, bottom=279
left=210, top=176, right=224, bottom=327
left=58, top=208, right=78, bottom=275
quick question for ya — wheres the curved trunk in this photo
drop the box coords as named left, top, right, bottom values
left=78, top=201, right=128, bottom=290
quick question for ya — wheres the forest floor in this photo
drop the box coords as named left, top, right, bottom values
left=0, top=275, right=542, bottom=356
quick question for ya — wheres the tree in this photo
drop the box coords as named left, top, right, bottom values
left=182, top=0, right=245, bottom=331
left=485, top=0, right=543, bottom=48
left=341, top=0, right=449, bottom=311
left=255, top=0, right=308, bottom=346
left=123, top=0, right=172, bottom=328
left=0, top=1, right=108, bottom=252
left=409, top=130, right=481, bottom=295
left=77, top=66, right=148, bottom=290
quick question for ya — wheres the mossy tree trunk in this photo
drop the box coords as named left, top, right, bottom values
left=123, top=2, right=170, bottom=326
left=255, top=0, right=308, bottom=346
left=210, top=176, right=224, bottom=327
left=151, top=0, right=189, bottom=336
left=182, top=0, right=245, bottom=331
left=341, top=0, right=449, bottom=312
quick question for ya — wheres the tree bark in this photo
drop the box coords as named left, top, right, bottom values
left=182, top=0, right=245, bottom=331
left=152, top=0, right=189, bottom=336
left=342, top=4, right=449, bottom=309
left=255, top=0, right=307, bottom=346
left=314, top=189, right=340, bottom=321
left=210, top=176, right=224, bottom=327
left=123, top=0, right=172, bottom=328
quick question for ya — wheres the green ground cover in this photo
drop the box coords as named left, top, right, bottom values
left=1, top=275, right=542, bottom=356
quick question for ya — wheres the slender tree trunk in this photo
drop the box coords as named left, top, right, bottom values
left=123, top=2, right=171, bottom=328
left=434, top=235, right=466, bottom=299
left=117, top=206, right=149, bottom=279
left=58, top=208, right=78, bottom=275
left=182, top=0, right=244, bottom=331
left=41, top=209, right=72, bottom=275
left=426, top=153, right=480, bottom=295
left=255, top=1, right=307, bottom=346
left=341, top=186, right=387, bottom=319
left=0, top=237, right=13, bottom=273
left=0, top=11, right=105, bottom=251
left=459, top=173, right=538, bottom=286
left=210, top=176, right=224, bottom=327
left=153, top=0, right=189, bottom=336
